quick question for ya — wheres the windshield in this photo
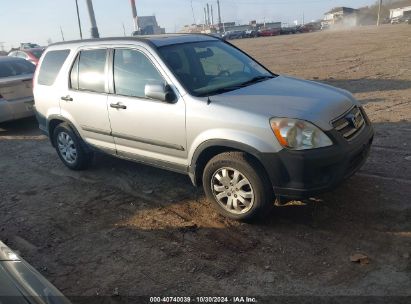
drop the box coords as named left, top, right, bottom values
left=158, top=40, right=274, bottom=97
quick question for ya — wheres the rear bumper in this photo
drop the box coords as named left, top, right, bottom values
left=0, top=97, right=34, bottom=123
left=259, top=123, right=374, bottom=199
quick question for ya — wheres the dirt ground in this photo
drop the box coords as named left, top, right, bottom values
left=0, top=25, right=410, bottom=300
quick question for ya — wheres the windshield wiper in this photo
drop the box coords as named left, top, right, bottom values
left=201, top=85, right=244, bottom=97
left=237, top=75, right=275, bottom=87
left=200, top=75, right=276, bottom=98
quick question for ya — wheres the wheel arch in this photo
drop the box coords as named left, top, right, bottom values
left=189, top=139, right=270, bottom=187
left=47, top=115, right=83, bottom=148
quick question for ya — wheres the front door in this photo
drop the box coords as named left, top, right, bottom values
left=107, top=48, right=187, bottom=170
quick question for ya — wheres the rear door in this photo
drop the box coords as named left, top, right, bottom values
left=60, top=48, right=115, bottom=152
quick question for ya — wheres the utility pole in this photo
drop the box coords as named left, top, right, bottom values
left=211, top=5, right=214, bottom=26
left=217, top=0, right=222, bottom=32
left=204, top=7, right=207, bottom=25
left=85, top=0, right=100, bottom=38
left=207, top=4, right=211, bottom=26
left=377, top=0, right=383, bottom=26
left=190, top=0, right=196, bottom=25
left=130, top=0, right=139, bottom=35
left=60, top=26, right=65, bottom=41
left=75, top=0, right=83, bottom=39
left=122, top=23, right=126, bottom=36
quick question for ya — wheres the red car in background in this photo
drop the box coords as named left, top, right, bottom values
left=258, top=28, right=280, bottom=37
left=8, top=48, right=44, bottom=65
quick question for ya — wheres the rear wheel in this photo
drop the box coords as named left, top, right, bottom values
left=202, top=152, right=273, bottom=221
left=53, top=123, right=92, bottom=170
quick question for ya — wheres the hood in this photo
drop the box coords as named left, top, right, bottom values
left=211, top=75, right=357, bottom=131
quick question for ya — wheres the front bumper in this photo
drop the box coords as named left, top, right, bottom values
left=259, top=122, right=374, bottom=199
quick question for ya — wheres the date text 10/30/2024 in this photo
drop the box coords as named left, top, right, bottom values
left=149, top=297, right=258, bottom=303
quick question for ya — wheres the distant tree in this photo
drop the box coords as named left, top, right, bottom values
left=47, top=38, right=53, bottom=45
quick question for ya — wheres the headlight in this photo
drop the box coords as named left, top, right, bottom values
left=270, top=118, right=333, bottom=150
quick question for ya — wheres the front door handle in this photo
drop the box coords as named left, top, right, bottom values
left=110, top=102, right=127, bottom=110
left=61, top=95, right=73, bottom=102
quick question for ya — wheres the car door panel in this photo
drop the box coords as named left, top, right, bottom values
left=60, top=48, right=115, bottom=151
left=107, top=48, right=187, bottom=167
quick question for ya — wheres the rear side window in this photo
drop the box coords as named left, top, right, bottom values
left=70, top=49, right=107, bottom=93
left=37, top=50, right=70, bottom=86
left=0, top=60, right=35, bottom=78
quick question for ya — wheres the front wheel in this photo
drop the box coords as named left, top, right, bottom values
left=53, top=123, right=92, bottom=170
left=202, top=152, right=273, bottom=221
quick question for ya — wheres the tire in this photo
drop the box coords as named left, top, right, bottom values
left=52, top=123, right=92, bottom=170
left=202, top=152, right=273, bottom=221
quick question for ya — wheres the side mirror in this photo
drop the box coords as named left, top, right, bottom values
left=145, top=82, right=176, bottom=103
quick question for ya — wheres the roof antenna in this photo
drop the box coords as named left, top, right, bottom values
left=207, top=96, right=211, bottom=105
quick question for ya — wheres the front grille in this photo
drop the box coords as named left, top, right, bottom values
left=332, top=106, right=365, bottom=140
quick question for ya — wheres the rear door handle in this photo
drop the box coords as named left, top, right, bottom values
left=61, top=95, right=73, bottom=102
left=110, top=102, right=127, bottom=110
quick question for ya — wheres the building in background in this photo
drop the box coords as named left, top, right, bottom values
left=136, top=16, right=165, bottom=35
left=180, top=20, right=281, bottom=34
left=322, top=7, right=359, bottom=28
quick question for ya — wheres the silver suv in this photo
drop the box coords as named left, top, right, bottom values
left=34, top=34, right=374, bottom=220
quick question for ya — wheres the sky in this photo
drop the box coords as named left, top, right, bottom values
left=0, top=0, right=377, bottom=50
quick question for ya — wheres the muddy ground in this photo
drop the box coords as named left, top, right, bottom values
left=0, top=25, right=410, bottom=300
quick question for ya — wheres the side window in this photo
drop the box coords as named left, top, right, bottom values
left=113, top=49, right=164, bottom=98
left=76, top=49, right=107, bottom=93
left=37, top=50, right=70, bottom=86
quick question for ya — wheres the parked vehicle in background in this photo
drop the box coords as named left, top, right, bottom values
left=0, top=241, right=71, bottom=303
left=222, top=30, right=245, bottom=40
left=280, top=27, right=297, bottom=35
left=243, top=29, right=259, bottom=38
left=20, top=42, right=41, bottom=50
left=8, top=48, right=45, bottom=65
left=34, top=34, right=374, bottom=221
left=321, top=23, right=330, bottom=30
left=0, top=57, right=35, bottom=123
left=391, top=14, right=411, bottom=24
left=297, top=22, right=321, bottom=33
left=258, top=28, right=280, bottom=37
left=208, top=32, right=222, bottom=39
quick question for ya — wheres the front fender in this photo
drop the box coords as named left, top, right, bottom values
left=188, top=128, right=282, bottom=164
left=188, top=129, right=283, bottom=186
